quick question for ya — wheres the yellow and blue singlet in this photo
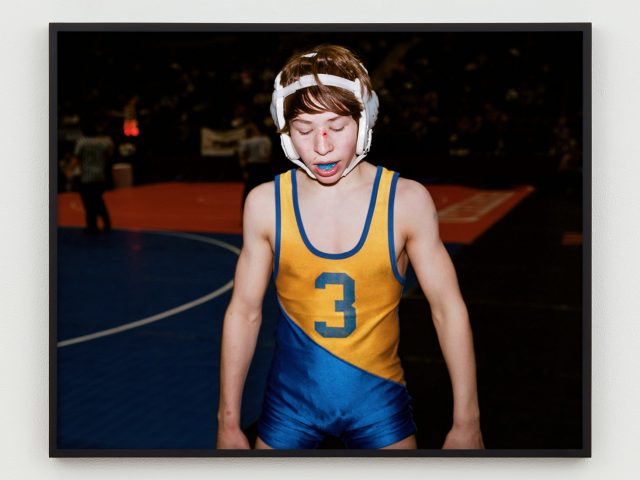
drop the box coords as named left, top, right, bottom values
left=257, top=165, right=416, bottom=448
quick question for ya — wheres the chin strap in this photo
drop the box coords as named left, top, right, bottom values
left=283, top=140, right=317, bottom=179
left=341, top=152, right=367, bottom=178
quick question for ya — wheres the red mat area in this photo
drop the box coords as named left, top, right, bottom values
left=57, top=182, right=533, bottom=243
left=58, top=183, right=244, bottom=234
left=429, top=184, right=534, bottom=244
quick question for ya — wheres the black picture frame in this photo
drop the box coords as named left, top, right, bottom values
left=50, top=22, right=591, bottom=458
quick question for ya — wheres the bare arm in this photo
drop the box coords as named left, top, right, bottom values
left=217, top=183, right=274, bottom=449
left=397, top=179, right=484, bottom=449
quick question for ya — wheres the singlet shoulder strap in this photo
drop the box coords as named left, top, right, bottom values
left=386, top=170, right=405, bottom=284
left=273, top=169, right=296, bottom=280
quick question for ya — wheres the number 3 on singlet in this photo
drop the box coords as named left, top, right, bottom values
left=314, top=272, right=356, bottom=338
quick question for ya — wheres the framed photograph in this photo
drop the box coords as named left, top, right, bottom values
left=50, top=23, right=591, bottom=457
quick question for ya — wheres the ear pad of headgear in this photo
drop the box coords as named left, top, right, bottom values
left=280, top=133, right=300, bottom=161
left=356, top=87, right=379, bottom=156
left=270, top=75, right=301, bottom=161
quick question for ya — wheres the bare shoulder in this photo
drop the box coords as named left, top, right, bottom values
left=243, top=180, right=276, bottom=239
left=393, top=177, right=439, bottom=243
left=245, top=180, right=275, bottom=206
left=395, top=177, right=437, bottom=219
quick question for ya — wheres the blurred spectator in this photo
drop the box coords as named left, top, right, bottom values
left=70, top=119, right=114, bottom=233
left=238, top=122, right=273, bottom=207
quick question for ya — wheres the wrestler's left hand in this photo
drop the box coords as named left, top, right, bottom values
left=442, top=422, right=484, bottom=449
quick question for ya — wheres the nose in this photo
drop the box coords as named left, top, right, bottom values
left=313, top=129, right=333, bottom=155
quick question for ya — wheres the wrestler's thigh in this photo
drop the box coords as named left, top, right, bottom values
left=381, top=434, right=417, bottom=449
left=255, top=436, right=274, bottom=449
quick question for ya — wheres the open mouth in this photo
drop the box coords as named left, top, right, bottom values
left=313, top=161, right=340, bottom=177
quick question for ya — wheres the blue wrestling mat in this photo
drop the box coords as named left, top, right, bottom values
left=56, top=228, right=277, bottom=449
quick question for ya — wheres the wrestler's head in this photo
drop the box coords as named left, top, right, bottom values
left=270, top=44, right=379, bottom=180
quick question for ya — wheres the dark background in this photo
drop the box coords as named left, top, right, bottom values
left=57, top=29, right=582, bottom=188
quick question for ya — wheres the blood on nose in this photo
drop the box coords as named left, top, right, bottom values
left=315, top=130, right=331, bottom=152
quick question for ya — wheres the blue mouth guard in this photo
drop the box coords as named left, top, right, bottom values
left=317, top=162, right=337, bottom=171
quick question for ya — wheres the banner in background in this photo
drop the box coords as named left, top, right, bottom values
left=200, top=127, right=246, bottom=157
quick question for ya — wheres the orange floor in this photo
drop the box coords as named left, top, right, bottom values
left=430, top=184, right=534, bottom=244
left=57, top=182, right=533, bottom=244
left=58, top=182, right=244, bottom=234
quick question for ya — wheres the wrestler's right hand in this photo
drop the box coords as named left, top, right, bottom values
left=216, top=425, right=251, bottom=449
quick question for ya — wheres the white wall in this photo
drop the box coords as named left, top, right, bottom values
left=1, top=0, right=638, bottom=478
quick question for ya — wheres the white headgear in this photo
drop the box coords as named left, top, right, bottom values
left=270, top=52, right=379, bottom=179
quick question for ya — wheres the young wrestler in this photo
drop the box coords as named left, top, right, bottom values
left=217, top=45, right=484, bottom=450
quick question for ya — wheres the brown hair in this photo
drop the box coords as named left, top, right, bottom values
left=277, top=44, right=373, bottom=134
